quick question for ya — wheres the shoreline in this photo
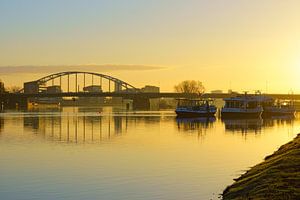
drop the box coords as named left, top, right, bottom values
left=222, top=134, right=300, bottom=199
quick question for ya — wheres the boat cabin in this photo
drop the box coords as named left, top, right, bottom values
left=175, top=98, right=217, bottom=117
left=221, top=94, right=263, bottom=118
left=223, top=97, right=261, bottom=109
left=177, top=99, right=214, bottom=108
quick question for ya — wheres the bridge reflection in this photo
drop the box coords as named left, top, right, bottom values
left=19, top=107, right=172, bottom=143
left=0, top=110, right=298, bottom=142
left=22, top=113, right=127, bottom=143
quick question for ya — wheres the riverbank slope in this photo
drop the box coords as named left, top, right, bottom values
left=223, top=134, right=300, bottom=199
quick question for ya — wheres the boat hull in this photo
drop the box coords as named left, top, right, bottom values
left=221, top=111, right=262, bottom=118
left=221, top=106, right=263, bottom=118
left=262, top=111, right=296, bottom=117
left=263, top=106, right=296, bottom=116
left=175, top=105, right=217, bottom=117
left=175, top=111, right=216, bottom=117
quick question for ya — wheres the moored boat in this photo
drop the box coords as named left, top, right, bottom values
left=175, top=99, right=217, bottom=117
left=262, top=100, right=296, bottom=117
left=253, top=93, right=296, bottom=117
left=221, top=93, right=263, bottom=118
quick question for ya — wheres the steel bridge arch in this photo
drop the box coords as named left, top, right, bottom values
left=20, top=71, right=138, bottom=93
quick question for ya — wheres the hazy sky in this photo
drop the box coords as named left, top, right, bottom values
left=1, top=0, right=300, bottom=93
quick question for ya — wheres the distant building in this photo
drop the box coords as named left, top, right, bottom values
left=140, top=85, right=160, bottom=93
left=46, top=85, right=62, bottom=93
left=83, top=85, right=102, bottom=93
left=80, top=85, right=104, bottom=105
left=211, top=90, right=223, bottom=94
left=35, top=85, right=62, bottom=104
left=24, top=81, right=39, bottom=94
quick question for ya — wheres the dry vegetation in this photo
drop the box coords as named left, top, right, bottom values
left=223, top=134, right=300, bottom=200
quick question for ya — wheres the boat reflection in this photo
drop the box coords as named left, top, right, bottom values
left=0, top=109, right=297, bottom=143
left=176, top=117, right=216, bottom=132
left=222, top=114, right=296, bottom=134
left=222, top=118, right=263, bottom=134
left=262, top=115, right=295, bottom=128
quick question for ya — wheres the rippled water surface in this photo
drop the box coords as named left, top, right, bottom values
left=0, top=107, right=299, bottom=200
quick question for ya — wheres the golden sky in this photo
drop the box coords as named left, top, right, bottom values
left=1, top=0, right=300, bottom=93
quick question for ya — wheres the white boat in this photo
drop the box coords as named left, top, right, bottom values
left=175, top=99, right=217, bottom=117
left=252, top=93, right=296, bottom=117
left=261, top=99, right=296, bottom=117
left=221, top=94, right=263, bottom=118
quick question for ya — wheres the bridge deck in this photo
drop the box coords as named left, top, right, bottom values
left=1, top=92, right=299, bottom=100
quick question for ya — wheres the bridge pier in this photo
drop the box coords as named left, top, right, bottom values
left=132, top=97, right=150, bottom=110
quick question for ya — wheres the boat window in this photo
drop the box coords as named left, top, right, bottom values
left=178, top=99, right=211, bottom=107
left=226, top=101, right=232, bottom=108
left=247, top=101, right=257, bottom=108
left=233, top=101, right=237, bottom=108
left=235, top=101, right=242, bottom=108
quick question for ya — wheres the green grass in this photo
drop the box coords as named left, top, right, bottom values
left=222, top=134, right=300, bottom=200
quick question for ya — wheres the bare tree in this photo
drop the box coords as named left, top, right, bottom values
left=174, top=80, right=205, bottom=94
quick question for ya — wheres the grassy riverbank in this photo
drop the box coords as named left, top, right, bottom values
left=223, top=134, right=300, bottom=200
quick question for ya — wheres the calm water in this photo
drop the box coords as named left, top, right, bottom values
left=0, top=106, right=299, bottom=200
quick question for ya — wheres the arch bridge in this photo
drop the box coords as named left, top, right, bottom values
left=22, top=71, right=138, bottom=94
left=1, top=71, right=199, bottom=110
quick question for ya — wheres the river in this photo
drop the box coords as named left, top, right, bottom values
left=0, top=106, right=298, bottom=200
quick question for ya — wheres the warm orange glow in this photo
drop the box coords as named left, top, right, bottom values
left=1, top=1, right=300, bottom=93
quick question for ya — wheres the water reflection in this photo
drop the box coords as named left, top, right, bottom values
left=222, top=118, right=263, bottom=134
left=175, top=117, right=216, bottom=140
left=21, top=114, right=126, bottom=143
left=263, top=115, right=295, bottom=128
left=176, top=117, right=216, bottom=131
left=176, top=115, right=297, bottom=135
left=0, top=109, right=298, bottom=143
left=23, top=115, right=42, bottom=133
left=0, top=108, right=299, bottom=200
left=0, top=116, right=3, bottom=133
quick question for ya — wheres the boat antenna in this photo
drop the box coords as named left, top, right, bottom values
left=243, top=91, right=249, bottom=99
left=289, top=89, right=294, bottom=104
